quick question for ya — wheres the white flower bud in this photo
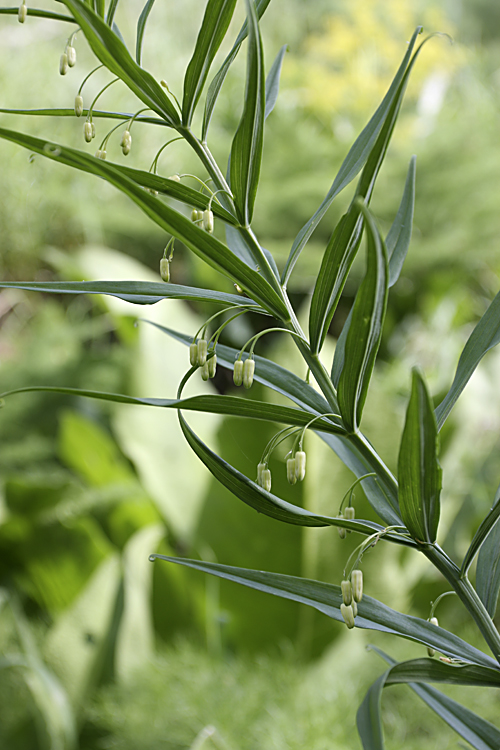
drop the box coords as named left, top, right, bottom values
left=91, top=122, right=96, bottom=138
left=121, top=130, right=132, bottom=156
left=427, top=617, right=439, bottom=657
left=352, top=600, right=358, bottom=617
left=197, top=339, right=207, bottom=366
left=18, top=3, right=27, bottom=23
left=430, top=616, right=439, bottom=627
left=66, top=45, right=76, bottom=67
left=160, top=258, right=170, bottom=282
left=243, top=358, right=255, bottom=389
left=208, top=354, right=217, bottom=378
left=74, top=95, right=84, bottom=117
left=261, top=468, right=272, bottom=492
left=351, top=569, right=363, bottom=602
left=59, top=52, right=68, bottom=76
left=203, top=209, right=214, bottom=233
left=168, top=174, right=180, bottom=182
left=84, top=121, right=93, bottom=143
left=189, top=342, right=199, bottom=367
left=286, top=458, right=297, bottom=485
left=233, top=359, right=244, bottom=387
left=200, top=362, right=210, bottom=381
left=341, top=580, right=352, bottom=605
left=295, top=450, right=306, bottom=481
left=94, top=149, right=106, bottom=160
left=344, top=505, right=355, bottom=533
left=191, top=208, right=199, bottom=222
left=337, top=512, right=346, bottom=539
left=340, top=603, right=355, bottom=629
left=257, top=462, right=266, bottom=485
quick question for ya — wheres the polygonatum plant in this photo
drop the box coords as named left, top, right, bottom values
left=1, top=1, right=500, bottom=747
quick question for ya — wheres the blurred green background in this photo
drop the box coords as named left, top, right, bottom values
left=1, top=0, right=500, bottom=747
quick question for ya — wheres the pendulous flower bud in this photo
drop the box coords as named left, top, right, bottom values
left=203, top=209, right=214, bottom=233
left=94, top=149, right=107, bottom=160
left=340, top=603, right=355, bottom=629
left=337, top=512, right=346, bottom=539
left=189, top=342, right=199, bottom=367
left=243, top=358, right=255, bottom=389
left=66, top=45, right=77, bottom=67
left=84, top=121, right=93, bottom=143
left=160, top=258, right=170, bottom=282
left=351, top=569, right=363, bottom=602
left=168, top=174, right=180, bottom=182
left=286, top=458, right=297, bottom=485
left=427, top=618, right=439, bottom=657
left=233, top=359, right=244, bottom=387
left=344, top=505, right=355, bottom=533
left=121, top=129, right=132, bottom=156
left=200, top=362, right=210, bottom=381
left=261, top=468, right=272, bottom=492
left=59, top=52, right=68, bottom=76
left=18, top=3, right=27, bottom=23
left=257, top=462, right=266, bottom=485
left=341, top=580, right=352, bottom=605
left=191, top=208, right=200, bottom=222
left=197, top=339, right=207, bottom=366
left=74, top=95, right=84, bottom=117
left=351, top=600, right=358, bottom=617
left=91, top=122, right=96, bottom=139
left=295, top=450, right=306, bottom=481
left=208, top=353, right=217, bottom=379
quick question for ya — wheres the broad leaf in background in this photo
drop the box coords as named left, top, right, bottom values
left=476, top=484, right=500, bottom=617
left=461, top=483, right=500, bottom=577
left=337, top=202, right=388, bottom=433
left=435, top=288, right=500, bottom=430
left=398, top=369, right=442, bottom=544
left=230, top=0, right=265, bottom=226
left=136, top=0, right=156, bottom=65
left=182, top=0, right=237, bottom=127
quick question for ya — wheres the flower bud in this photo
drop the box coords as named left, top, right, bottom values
left=84, top=121, right=93, bottom=143
left=286, top=458, right=297, bottom=485
left=94, top=149, right=106, bottom=160
left=203, top=209, right=214, bottom=233
left=121, top=129, right=132, bottom=156
left=352, top=600, right=358, bottom=617
left=341, top=580, right=352, bottom=605
left=351, top=569, right=363, bottom=602
left=168, top=174, right=180, bottom=182
left=430, top=616, right=439, bottom=627
left=191, top=208, right=199, bottom=222
left=200, top=362, right=210, bottom=381
left=427, top=617, right=439, bottom=657
left=344, top=505, right=355, bottom=533
left=66, top=45, right=77, bottom=67
left=189, top=342, right=199, bottom=367
left=337, top=512, right=346, bottom=539
left=257, top=462, right=266, bottom=485
left=340, top=603, right=355, bottom=629
left=197, top=339, right=207, bottom=366
left=91, top=122, right=96, bottom=138
left=208, top=354, right=217, bottom=378
left=74, top=95, right=84, bottom=117
left=59, top=52, right=68, bottom=76
left=243, top=358, right=255, bottom=389
left=18, top=3, right=27, bottom=23
left=233, top=359, right=244, bottom=387
left=261, top=468, right=272, bottom=492
left=295, top=450, right=306, bottom=481
left=160, top=258, right=170, bottom=282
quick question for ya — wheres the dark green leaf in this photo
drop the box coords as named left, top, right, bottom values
left=202, top=0, right=272, bottom=140
left=230, top=0, right=265, bottom=226
left=136, top=0, right=156, bottom=65
left=182, top=0, right=237, bottom=126
left=95, top=0, right=105, bottom=19
left=149, top=557, right=496, bottom=667
left=60, top=0, right=181, bottom=126
left=265, top=44, right=287, bottom=119
left=281, top=27, right=422, bottom=286
left=0, top=6, right=76, bottom=22
left=477, top=484, right=500, bottom=617
left=337, top=201, right=388, bottom=433
left=0, top=107, right=165, bottom=126
left=461, top=484, right=500, bottom=578
left=398, top=369, right=442, bottom=544
left=386, top=155, right=416, bottom=287
left=435, top=289, right=500, bottom=430
left=106, top=0, right=120, bottom=26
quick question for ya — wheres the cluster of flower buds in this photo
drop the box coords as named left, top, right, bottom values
left=340, top=570, right=363, bottom=629
left=18, top=1, right=27, bottom=23
left=189, top=339, right=217, bottom=380
left=427, top=616, right=439, bottom=657
left=233, top=357, right=255, bottom=389
left=120, top=130, right=132, bottom=156
left=84, top=120, right=96, bottom=143
left=94, top=149, right=107, bottom=160
left=286, top=450, right=306, bottom=485
left=257, top=462, right=272, bottom=492
left=191, top=209, right=203, bottom=223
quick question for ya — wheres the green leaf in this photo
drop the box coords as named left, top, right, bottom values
left=265, top=44, right=287, bottom=119
left=202, top=0, right=272, bottom=140
left=59, top=0, right=181, bottom=126
left=0, top=127, right=288, bottom=319
left=136, top=0, right=156, bottom=65
left=337, top=201, right=388, bottom=433
left=398, top=369, right=442, bottom=544
left=0, top=6, right=76, bottom=22
left=281, top=27, right=422, bottom=287
left=0, top=279, right=260, bottom=309
left=461, top=484, right=500, bottom=578
left=386, top=155, right=416, bottom=287
left=435, top=289, right=500, bottom=430
left=230, top=0, right=265, bottom=226
left=149, top=557, right=497, bottom=667
left=182, top=0, right=237, bottom=127
left=477, top=484, right=500, bottom=617
left=0, top=107, right=165, bottom=125
left=106, top=0, right=120, bottom=26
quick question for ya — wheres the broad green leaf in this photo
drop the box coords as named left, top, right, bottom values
left=361, top=647, right=500, bottom=750
left=136, top=0, right=156, bottom=65
left=0, top=384, right=345, bottom=437
left=202, top=0, right=272, bottom=140
left=435, top=288, right=500, bottom=430
left=337, top=201, right=388, bottom=433
left=265, top=44, right=287, bottom=119
left=0, top=127, right=288, bottom=319
left=398, top=369, right=442, bottom=544
left=59, top=0, right=181, bottom=126
left=149, top=557, right=496, bottom=667
left=281, top=27, right=422, bottom=286
left=182, top=0, right=237, bottom=126
left=477, top=484, right=500, bottom=617
left=0, top=279, right=261, bottom=309
left=386, top=155, right=416, bottom=287
left=0, top=6, right=76, bottom=22
left=230, top=0, right=265, bottom=226
left=461, top=484, right=500, bottom=577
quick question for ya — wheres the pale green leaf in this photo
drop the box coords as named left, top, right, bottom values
left=461, top=484, right=500, bottom=578
left=265, top=44, right=287, bottom=119
left=386, top=155, right=416, bottom=287
left=136, top=0, right=156, bottom=65
left=476, top=484, right=500, bottom=617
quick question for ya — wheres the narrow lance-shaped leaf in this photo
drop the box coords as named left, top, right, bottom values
left=106, top=0, right=120, bottom=26
left=281, top=27, right=422, bottom=286
left=476, top=483, right=500, bottom=617
left=0, top=7, right=77, bottom=22
left=230, top=0, right=265, bottom=226
left=149, top=557, right=497, bottom=667
left=182, top=0, right=237, bottom=126
left=265, top=44, right=287, bottom=119
left=136, top=0, right=156, bottom=65
left=461, top=483, right=500, bottom=577
left=435, top=289, right=500, bottom=430
left=337, top=201, right=388, bottom=433
left=202, top=0, right=272, bottom=140
left=386, top=155, right=416, bottom=287
left=60, top=0, right=180, bottom=126
left=398, top=369, right=442, bottom=544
